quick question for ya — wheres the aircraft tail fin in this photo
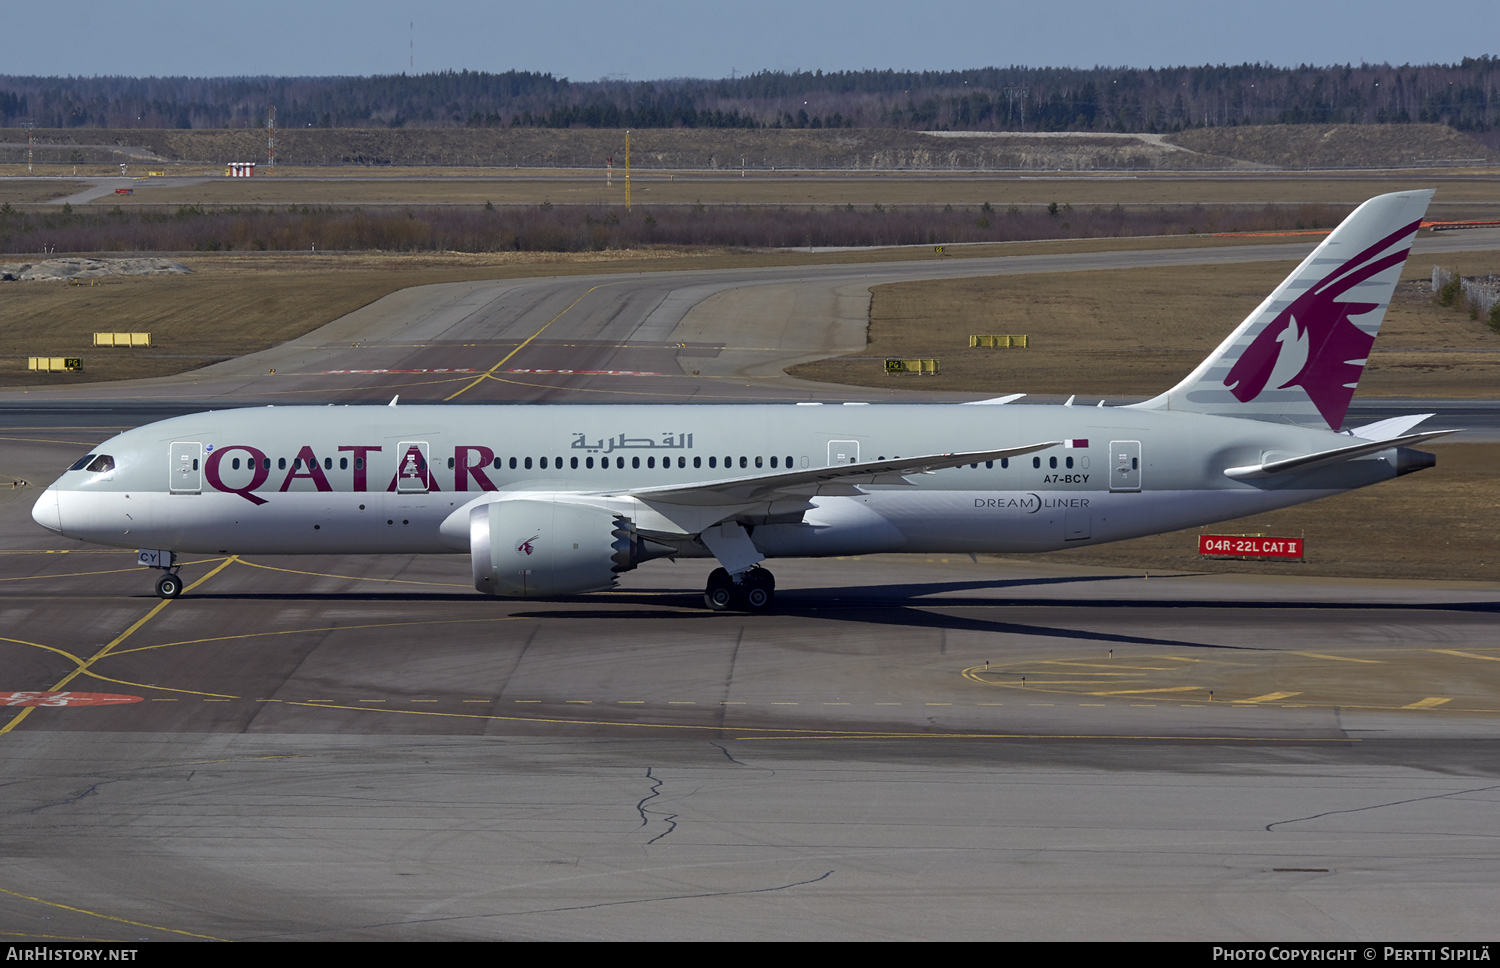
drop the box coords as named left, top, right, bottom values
left=1128, top=190, right=1433, bottom=430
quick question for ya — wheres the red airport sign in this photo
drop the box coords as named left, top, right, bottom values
left=1199, top=535, right=1304, bottom=559
left=1, top=691, right=144, bottom=707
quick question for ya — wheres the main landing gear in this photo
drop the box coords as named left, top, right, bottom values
left=704, top=566, right=775, bottom=612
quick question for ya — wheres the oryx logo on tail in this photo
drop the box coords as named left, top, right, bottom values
left=1224, top=219, right=1421, bottom=429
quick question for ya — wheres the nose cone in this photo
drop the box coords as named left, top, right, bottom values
left=32, top=489, right=62, bottom=535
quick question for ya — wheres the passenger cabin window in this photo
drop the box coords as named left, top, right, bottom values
left=1032, top=457, right=1041, bottom=469
left=278, top=458, right=287, bottom=470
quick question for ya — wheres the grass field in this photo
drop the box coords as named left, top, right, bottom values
left=3, top=171, right=1496, bottom=211
left=0, top=180, right=80, bottom=204
left=988, top=442, right=1498, bottom=584
left=789, top=249, right=1500, bottom=398
left=0, top=233, right=1330, bottom=388
left=9, top=122, right=1496, bottom=171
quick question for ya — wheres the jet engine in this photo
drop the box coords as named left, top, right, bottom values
left=469, top=498, right=674, bottom=597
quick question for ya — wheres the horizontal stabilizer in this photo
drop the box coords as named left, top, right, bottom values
left=1346, top=413, right=1434, bottom=440
left=962, top=394, right=1026, bottom=405
left=1223, top=430, right=1455, bottom=480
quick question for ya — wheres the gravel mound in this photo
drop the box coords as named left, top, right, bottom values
left=0, top=257, right=191, bottom=282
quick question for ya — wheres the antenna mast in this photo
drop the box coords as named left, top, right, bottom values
left=267, top=106, right=276, bottom=168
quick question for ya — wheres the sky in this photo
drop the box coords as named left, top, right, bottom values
left=3, top=0, right=1496, bottom=80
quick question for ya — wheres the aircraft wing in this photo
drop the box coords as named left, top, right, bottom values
left=608, top=441, right=1063, bottom=507
left=1223, top=430, right=1456, bottom=480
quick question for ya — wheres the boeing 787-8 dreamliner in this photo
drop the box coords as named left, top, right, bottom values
left=33, top=190, right=1449, bottom=610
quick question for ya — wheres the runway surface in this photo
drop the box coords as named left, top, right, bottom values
left=2, top=233, right=1497, bottom=940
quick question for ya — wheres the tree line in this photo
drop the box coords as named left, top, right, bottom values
left=1, top=58, right=1496, bottom=134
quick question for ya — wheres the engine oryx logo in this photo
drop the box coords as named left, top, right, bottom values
left=1223, top=218, right=1419, bottom=430
left=516, top=535, right=540, bottom=556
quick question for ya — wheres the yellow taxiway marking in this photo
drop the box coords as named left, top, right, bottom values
left=236, top=558, right=469, bottom=587
left=0, top=434, right=106, bottom=446
left=1233, top=692, right=1304, bottom=704
left=1289, top=651, right=1384, bottom=663
left=1041, top=661, right=1181, bottom=671
left=444, top=283, right=615, bottom=402
left=1082, top=686, right=1204, bottom=696
left=0, top=885, right=230, bottom=943
left=1, top=557, right=238, bottom=734
left=1403, top=697, right=1453, bottom=709
left=0, top=565, right=179, bottom=582
left=108, top=612, right=527, bottom=658
left=1432, top=649, right=1500, bottom=663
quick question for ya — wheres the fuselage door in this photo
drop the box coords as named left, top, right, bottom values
left=169, top=441, right=202, bottom=493
left=396, top=441, right=431, bottom=493
left=1109, top=440, right=1142, bottom=492
left=827, top=440, right=860, bottom=466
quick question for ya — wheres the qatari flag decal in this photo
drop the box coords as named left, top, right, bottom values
left=1064, top=439, right=1089, bottom=449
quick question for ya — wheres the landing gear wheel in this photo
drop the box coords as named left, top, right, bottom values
left=704, top=567, right=734, bottom=611
left=742, top=568, right=775, bottom=611
left=155, top=572, right=183, bottom=600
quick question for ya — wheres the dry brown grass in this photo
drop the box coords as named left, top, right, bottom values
left=0, top=233, right=1321, bottom=388
left=9, top=170, right=1495, bottom=210
left=1166, top=124, right=1500, bottom=168
left=0, top=248, right=735, bottom=387
left=991, top=443, right=1499, bottom=583
left=0, top=181, right=79, bottom=204
left=790, top=250, right=1500, bottom=398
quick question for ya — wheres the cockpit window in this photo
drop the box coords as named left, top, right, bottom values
left=85, top=455, right=115, bottom=473
left=69, top=454, right=96, bottom=471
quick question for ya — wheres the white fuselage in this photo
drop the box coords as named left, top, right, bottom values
left=34, top=403, right=1393, bottom=561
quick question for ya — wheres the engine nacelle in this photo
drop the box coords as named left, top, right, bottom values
left=470, top=498, right=672, bottom=597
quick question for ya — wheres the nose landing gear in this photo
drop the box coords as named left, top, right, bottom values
left=138, top=549, right=182, bottom=599
left=154, top=572, right=183, bottom=599
left=704, top=566, right=775, bottom=612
